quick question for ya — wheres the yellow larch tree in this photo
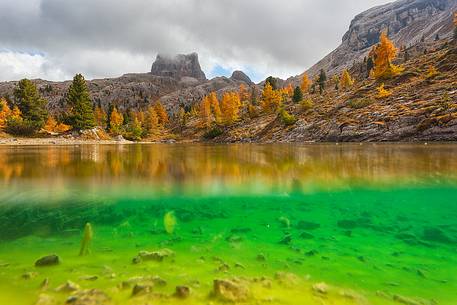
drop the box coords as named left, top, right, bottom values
left=208, top=92, right=221, bottom=124
left=340, top=69, right=354, bottom=89
left=94, top=106, right=107, bottom=128
left=44, top=116, right=71, bottom=133
left=154, top=101, right=169, bottom=126
left=239, top=84, right=250, bottom=102
left=0, top=98, right=11, bottom=129
left=199, top=95, right=212, bottom=128
left=261, top=82, right=281, bottom=113
left=301, top=74, right=310, bottom=93
left=109, top=107, right=124, bottom=134
left=220, top=92, right=241, bottom=125
left=144, top=106, right=159, bottom=135
left=376, top=83, right=392, bottom=99
left=370, top=32, right=404, bottom=79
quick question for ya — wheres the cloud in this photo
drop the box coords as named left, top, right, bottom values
left=0, top=0, right=392, bottom=82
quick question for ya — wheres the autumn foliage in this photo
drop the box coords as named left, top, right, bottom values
left=43, top=116, right=71, bottom=133
left=0, top=98, right=11, bottom=129
left=301, top=74, right=310, bottom=93
left=370, top=32, right=404, bottom=79
left=261, top=82, right=282, bottom=112
left=220, top=92, right=241, bottom=125
left=339, top=69, right=354, bottom=89
left=109, top=107, right=124, bottom=134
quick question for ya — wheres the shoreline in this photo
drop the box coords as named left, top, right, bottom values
left=0, top=136, right=454, bottom=146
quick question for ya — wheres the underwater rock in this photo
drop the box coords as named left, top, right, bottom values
left=230, top=227, right=252, bottom=234
left=256, top=253, right=266, bottom=261
left=174, top=286, right=190, bottom=299
left=279, top=234, right=292, bottom=245
left=218, top=263, right=231, bottom=272
left=35, top=293, right=56, bottom=305
left=40, top=278, right=49, bottom=290
left=337, top=220, right=358, bottom=229
left=213, top=279, right=250, bottom=302
left=305, top=250, right=319, bottom=257
left=422, top=227, right=453, bottom=244
left=66, top=289, right=112, bottom=305
left=131, top=284, right=152, bottom=297
left=392, top=294, right=423, bottom=305
left=274, top=272, right=299, bottom=286
left=22, top=272, right=38, bottom=280
left=296, top=221, right=320, bottom=230
left=35, top=255, right=60, bottom=267
left=55, top=281, right=80, bottom=293
left=395, top=233, right=419, bottom=245
left=121, top=276, right=167, bottom=289
left=134, top=248, right=175, bottom=263
left=299, top=232, right=315, bottom=239
left=79, top=223, right=93, bottom=256
left=234, top=262, right=246, bottom=269
left=278, top=217, right=291, bottom=228
left=312, top=282, right=329, bottom=294
left=226, top=235, right=243, bottom=243
left=79, top=275, right=98, bottom=281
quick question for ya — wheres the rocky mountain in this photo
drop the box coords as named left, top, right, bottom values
left=305, top=0, right=457, bottom=78
left=0, top=53, right=254, bottom=115
left=150, top=53, right=207, bottom=81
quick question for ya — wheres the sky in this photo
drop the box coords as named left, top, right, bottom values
left=0, top=0, right=393, bottom=83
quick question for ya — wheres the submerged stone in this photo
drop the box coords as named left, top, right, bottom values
left=279, top=234, right=292, bottom=245
left=133, top=248, right=174, bottom=263
left=337, top=220, right=358, bottom=229
left=422, top=227, right=453, bottom=244
left=35, top=255, right=60, bottom=267
left=174, top=285, right=190, bottom=299
left=312, top=282, right=329, bottom=294
left=66, top=289, right=112, bottom=305
left=55, top=281, right=80, bottom=293
left=131, top=284, right=152, bottom=297
left=299, top=232, right=315, bottom=239
left=296, top=221, right=320, bottom=230
left=213, top=279, right=250, bottom=302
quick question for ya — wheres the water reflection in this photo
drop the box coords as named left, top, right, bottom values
left=0, top=144, right=456, bottom=196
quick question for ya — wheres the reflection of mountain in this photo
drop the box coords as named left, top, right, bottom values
left=0, top=144, right=456, bottom=195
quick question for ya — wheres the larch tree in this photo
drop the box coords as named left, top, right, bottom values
left=94, top=105, right=107, bottom=128
left=199, top=95, right=212, bottom=128
left=340, top=69, right=354, bottom=89
left=109, top=107, right=124, bottom=134
left=221, top=92, right=241, bottom=125
left=208, top=92, right=221, bottom=124
left=301, top=74, right=310, bottom=93
left=154, top=101, right=169, bottom=126
left=239, top=84, right=249, bottom=102
left=144, top=106, right=159, bottom=136
left=261, top=82, right=281, bottom=112
left=0, top=98, right=11, bottom=129
left=65, top=74, right=96, bottom=130
left=370, top=32, right=403, bottom=79
left=13, top=79, right=48, bottom=133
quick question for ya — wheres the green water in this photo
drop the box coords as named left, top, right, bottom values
left=0, top=144, right=456, bottom=305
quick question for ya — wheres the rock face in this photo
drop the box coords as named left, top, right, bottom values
left=230, top=70, right=252, bottom=84
left=306, top=0, right=457, bottom=77
left=151, top=53, right=207, bottom=81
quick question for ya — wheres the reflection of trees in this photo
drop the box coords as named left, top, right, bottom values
left=0, top=144, right=456, bottom=189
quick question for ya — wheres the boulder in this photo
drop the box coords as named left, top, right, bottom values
left=35, top=255, right=60, bottom=267
left=213, top=279, right=250, bottom=302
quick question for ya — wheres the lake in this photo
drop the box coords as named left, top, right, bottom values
left=0, top=143, right=456, bottom=305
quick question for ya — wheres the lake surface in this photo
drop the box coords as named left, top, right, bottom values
left=0, top=143, right=456, bottom=305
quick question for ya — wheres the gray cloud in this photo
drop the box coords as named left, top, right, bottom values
left=0, top=0, right=392, bottom=82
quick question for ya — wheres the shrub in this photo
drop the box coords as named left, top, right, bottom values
left=376, top=84, right=392, bottom=99
left=203, top=127, right=223, bottom=139
left=279, top=109, right=297, bottom=126
left=300, top=98, right=314, bottom=111
left=347, top=99, right=373, bottom=109
left=5, top=117, right=36, bottom=135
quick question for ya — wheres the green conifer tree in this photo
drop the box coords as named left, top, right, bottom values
left=65, top=74, right=95, bottom=130
left=13, top=79, right=48, bottom=133
left=292, top=86, right=303, bottom=104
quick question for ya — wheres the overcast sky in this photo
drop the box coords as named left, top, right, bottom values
left=0, top=0, right=392, bottom=82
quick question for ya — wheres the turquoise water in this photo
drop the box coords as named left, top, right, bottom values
left=0, top=144, right=456, bottom=305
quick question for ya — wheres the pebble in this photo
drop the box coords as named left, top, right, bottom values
left=174, top=285, right=190, bottom=299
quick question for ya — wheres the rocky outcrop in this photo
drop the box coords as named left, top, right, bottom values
left=230, top=70, right=252, bottom=84
left=305, top=0, right=457, bottom=77
left=151, top=53, right=207, bottom=81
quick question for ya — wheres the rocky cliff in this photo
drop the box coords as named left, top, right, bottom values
left=306, top=0, right=457, bottom=77
left=151, top=53, right=207, bottom=81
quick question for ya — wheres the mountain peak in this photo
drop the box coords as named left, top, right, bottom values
left=151, top=52, right=206, bottom=81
